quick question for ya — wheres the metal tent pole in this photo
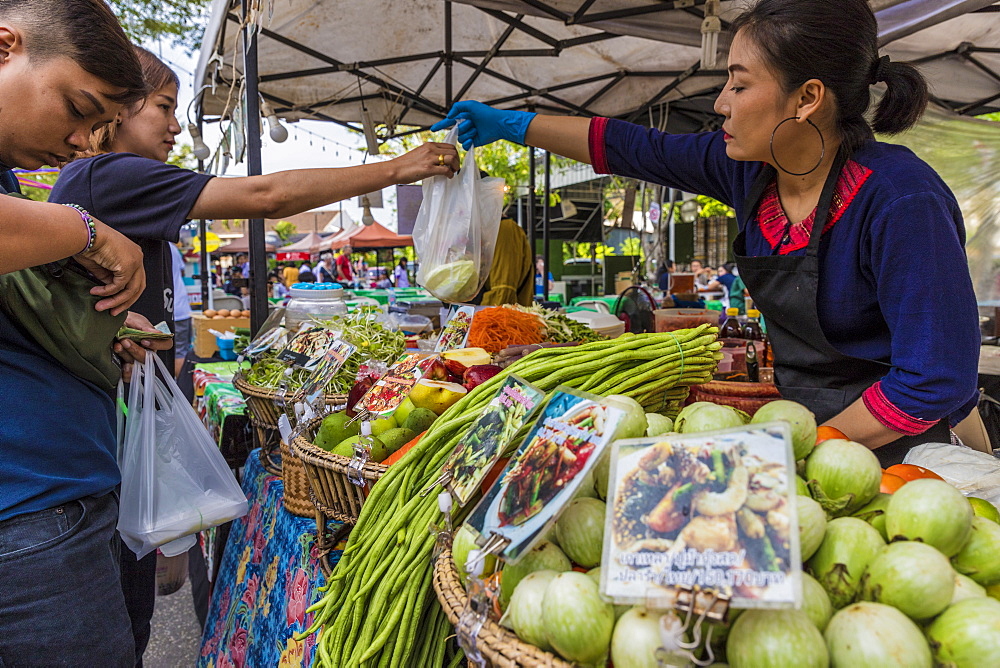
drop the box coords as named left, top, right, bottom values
left=527, top=146, right=536, bottom=289
left=243, top=0, right=268, bottom=335
left=445, top=1, right=453, bottom=107
left=542, top=150, right=551, bottom=300
left=666, top=188, right=678, bottom=263
left=197, top=114, right=211, bottom=311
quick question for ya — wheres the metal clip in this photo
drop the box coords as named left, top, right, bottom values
left=653, top=587, right=731, bottom=667
left=429, top=505, right=453, bottom=562
left=465, top=531, right=509, bottom=577
left=346, top=408, right=372, bottom=426
left=419, top=470, right=453, bottom=498
left=456, top=573, right=500, bottom=667
left=346, top=439, right=371, bottom=487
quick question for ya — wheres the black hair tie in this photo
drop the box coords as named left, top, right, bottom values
left=871, top=55, right=891, bottom=84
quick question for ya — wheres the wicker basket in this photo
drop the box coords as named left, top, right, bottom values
left=280, top=438, right=315, bottom=517
left=433, top=548, right=573, bottom=668
left=289, top=416, right=388, bottom=525
left=690, top=380, right=782, bottom=416
left=232, top=374, right=348, bottom=476
left=233, top=375, right=287, bottom=475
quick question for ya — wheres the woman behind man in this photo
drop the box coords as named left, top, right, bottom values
left=48, top=45, right=460, bottom=664
left=0, top=1, right=168, bottom=665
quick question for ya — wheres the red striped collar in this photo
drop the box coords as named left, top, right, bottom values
left=757, top=160, right=872, bottom=254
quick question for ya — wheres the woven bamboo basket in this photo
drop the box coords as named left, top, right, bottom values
left=232, top=374, right=348, bottom=476
left=289, top=416, right=388, bottom=524
left=690, top=380, right=782, bottom=416
left=433, top=548, right=573, bottom=668
left=279, top=438, right=315, bottom=517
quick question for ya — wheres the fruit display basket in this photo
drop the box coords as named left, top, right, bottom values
left=432, top=547, right=573, bottom=668
left=232, top=373, right=348, bottom=476
left=290, top=415, right=389, bottom=573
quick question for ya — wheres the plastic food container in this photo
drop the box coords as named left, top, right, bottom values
left=654, top=308, right=720, bottom=332
left=216, top=336, right=236, bottom=360
left=285, top=283, right=348, bottom=331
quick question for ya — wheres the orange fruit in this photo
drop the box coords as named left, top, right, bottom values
left=880, top=472, right=907, bottom=494
left=816, top=425, right=848, bottom=444
left=885, top=463, right=944, bottom=482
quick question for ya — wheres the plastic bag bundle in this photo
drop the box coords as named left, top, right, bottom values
left=905, top=441, right=1000, bottom=507
left=117, top=353, right=248, bottom=558
left=413, top=128, right=504, bottom=303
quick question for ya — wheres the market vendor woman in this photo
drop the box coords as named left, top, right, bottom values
left=432, top=0, right=980, bottom=466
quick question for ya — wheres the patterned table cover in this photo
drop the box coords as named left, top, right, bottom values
left=198, top=449, right=342, bottom=667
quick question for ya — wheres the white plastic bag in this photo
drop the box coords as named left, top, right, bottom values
left=904, top=441, right=1000, bottom=507
left=118, top=353, right=248, bottom=558
left=413, top=128, right=505, bottom=303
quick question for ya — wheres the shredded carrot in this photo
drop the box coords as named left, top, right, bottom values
left=467, top=306, right=546, bottom=354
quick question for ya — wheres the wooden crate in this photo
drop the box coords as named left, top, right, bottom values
left=192, top=313, right=250, bottom=358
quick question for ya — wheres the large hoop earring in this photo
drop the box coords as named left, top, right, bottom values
left=769, top=116, right=825, bottom=176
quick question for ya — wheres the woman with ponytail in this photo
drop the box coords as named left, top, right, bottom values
left=431, top=0, right=980, bottom=465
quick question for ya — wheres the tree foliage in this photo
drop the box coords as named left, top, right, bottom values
left=274, top=220, right=297, bottom=242
left=109, top=0, right=212, bottom=52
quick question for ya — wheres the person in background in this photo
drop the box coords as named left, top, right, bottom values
left=49, top=45, right=459, bottom=665
left=394, top=257, right=411, bottom=288
left=317, top=252, right=337, bottom=283
left=689, top=259, right=705, bottom=284
left=235, top=252, right=250, bottom=278
left=269, top=275, right=289, bottom=299
left=353, top=252, right=368, bottom=280
left=707, top=262, right=739, bottom=305
left=336, top=244, right=354, bottom=284
left=374, top=268, right=392, bottom=289
left=479, top=217, right=533, bottom=306
left=297, top=266, right=317, bottom=283
left=534, top=254, right=554, bottom=299
left=282, top=261, right=299, bottom=287
left=170, top=243, right=192, bottom=377
left=656, top=259, right=674, bottom=291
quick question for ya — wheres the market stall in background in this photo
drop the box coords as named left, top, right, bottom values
left=180, top=1, right=1000, bottom=666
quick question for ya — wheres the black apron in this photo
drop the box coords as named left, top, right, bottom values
left=733, top=149, right=949, bottom=466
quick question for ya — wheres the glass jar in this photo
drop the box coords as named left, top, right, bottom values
left=285, top=283, right=347, bottom=332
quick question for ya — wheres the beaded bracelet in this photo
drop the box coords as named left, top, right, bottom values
left=62, top=203, right=96, bottom=253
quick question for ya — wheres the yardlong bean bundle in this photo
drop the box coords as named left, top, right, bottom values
left=304, top=326, right=721, bottom=666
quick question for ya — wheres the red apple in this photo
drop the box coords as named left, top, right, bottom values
left=463, top=364, right=503, bottom=390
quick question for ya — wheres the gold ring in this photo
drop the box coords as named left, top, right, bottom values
left=437, top=154, right=445, bottom=166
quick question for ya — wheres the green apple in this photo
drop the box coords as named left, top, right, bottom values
left=402, top=408, right=438, bottom=435
left=314, top=411, right=360, bottom=451
left=379, top=427, right=416, bottom=454
left=393, top=397, right=417, bottom=425
left=332, top=435, right=388, bottom=463
left=371, top=414, right=398, bottom=439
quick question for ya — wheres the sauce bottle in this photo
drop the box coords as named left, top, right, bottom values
left=719, top=307, right=743, bottom=339
left=743, top=309, right=764, bottom=340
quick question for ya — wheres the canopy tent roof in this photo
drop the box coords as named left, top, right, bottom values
left=276, top=230, right=329, bottom=253
left=195, top=0, right=1000, bottom=141
left=217, top=235, right=277, bottom=254
left=328, top=222, right=414, bottom=249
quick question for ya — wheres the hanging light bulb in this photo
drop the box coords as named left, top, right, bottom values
left=700, top=0, right=722, bottom=69
left=361, top=195, right=376, bottom=226
left=187, top=122, right=211, bottom=161
left=260, top=100, right=288, bottom=143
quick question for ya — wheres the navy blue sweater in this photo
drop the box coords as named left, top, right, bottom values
left=590, top=119, right=979, bottom=432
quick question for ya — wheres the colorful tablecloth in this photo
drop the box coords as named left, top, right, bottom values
left=198, top=450, right=341, bottom=667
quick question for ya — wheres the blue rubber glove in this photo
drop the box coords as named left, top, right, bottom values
left=429, top=101, right=537, bottom=150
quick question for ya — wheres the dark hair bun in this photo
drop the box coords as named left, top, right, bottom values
left=731, top=0, right=930, bottom=150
